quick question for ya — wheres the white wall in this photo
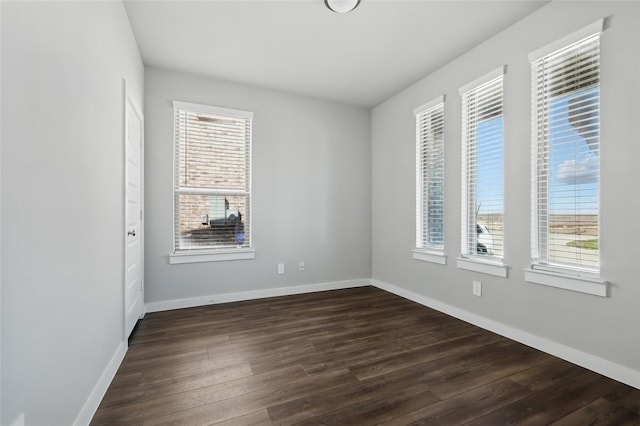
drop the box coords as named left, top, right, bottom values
left=144, top=68, right=371, bottom=306
left=372, top=1, right=640, bottom=378
left=1, top=2, right=143, bottom=424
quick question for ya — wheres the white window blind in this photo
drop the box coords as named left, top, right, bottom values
left=173, top=101, right=252, bottom=252
left=415, top=96, right=445, bottom=251
left=460, top=67, right=505, bottom=259
left=530, top=22, right=602, bottom=272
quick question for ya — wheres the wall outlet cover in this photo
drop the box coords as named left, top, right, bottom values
left=473, top=280, right=482, bottom=297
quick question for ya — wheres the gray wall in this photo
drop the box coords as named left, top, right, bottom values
left=1, top=2, right=144, bottom=424
left=372, top=1, right=640, bottom=371
left=144, top=68, right=371, bottom=304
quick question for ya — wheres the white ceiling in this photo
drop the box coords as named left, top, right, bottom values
left=124, top=0, right=548, bottom=108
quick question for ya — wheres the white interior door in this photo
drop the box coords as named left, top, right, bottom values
left=124, top=94, right=144, bottom=338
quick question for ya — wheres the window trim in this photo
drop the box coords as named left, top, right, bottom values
left=456, top=257, right=508, bottom=278
left=527, top=19, right=604, bottom=63
left=412, top=95, right=445, bottom=118
left=527, top=20, right=605, bottom=289
left=523, top=267, right=607, bottom=297
left=413, top=249, right=447, bottom=265
left=171, top=100, right=254, bottom=262
left=414, top=95, right=446, bottom=260
left=458, top=66, right=505, bottom=96
left=169, top=248, right=256, bottom=264
left=173, top=101, right=254, bottom=120
left=458, top=65, right=507, bottom=272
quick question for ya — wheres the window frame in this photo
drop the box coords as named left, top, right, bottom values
left=169, top=101, right=255, bottom=264
left=457, top=66, right=508, bottom=277
left=413, top=95, right=447, bottom=265
left=525, top=20, right=607, bottom=296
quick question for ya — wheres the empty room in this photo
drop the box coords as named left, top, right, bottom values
left=2, top=0, right=640, bottom=424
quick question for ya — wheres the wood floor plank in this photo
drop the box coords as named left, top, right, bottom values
left=603, top=383, right=640, bottom=415
left=508, top=356, right=589, bottom=392
left=91, top=365, right=308, bottom=425
left=347, top=329, right=504, bottom=380
left=99, top=362, right=253, bottom=409
left=379, top=378, right=531, bottom=426
left=424, top=342, right=550, bottom=400
left=268, top=361, right=443, bottom=424
left=301, top=324, right=491, bottom=377
left=141, top=367, right=359, bottom=426
left=126, top=333, right=230, bottom=360
left=212, top=409, right=272, bottom=426
left=91, top=286, right=640, bottom=425
left=294, top=382, right=440, bottom=426
left=550, top=397, right=640, bottom=426
left=137, top=357, right=245, bottom=386
left=464, top=369, right=616, bottom=425
left=117, top=348, right=210, bottom=374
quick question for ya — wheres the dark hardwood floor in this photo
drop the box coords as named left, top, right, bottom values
left=91, top=286, right=640, bottom=425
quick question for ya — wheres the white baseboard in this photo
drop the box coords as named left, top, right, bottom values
left=145, top=278, right=371, bottom=313
left=372, top=279, right=640, bottom=390
left=74, top=341, right=127, bottom=426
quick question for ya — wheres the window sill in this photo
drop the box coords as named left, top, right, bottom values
left=524, top=267, right=607, bottom=297
left=169, top=248, right=255, bottom=264
left=456, top=257, right=508, bottom=277
left=412, top=249, right=447, bottom=265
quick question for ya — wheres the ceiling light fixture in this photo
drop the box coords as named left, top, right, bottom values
left=324, top=0, right=360, bottom=13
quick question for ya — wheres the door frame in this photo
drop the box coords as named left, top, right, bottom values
left=123, top=79, right=145, bottom=341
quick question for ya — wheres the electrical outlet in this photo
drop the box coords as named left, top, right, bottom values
left=473, top=280, right=482, bottom=297
left=299, top=261, right=305, bottom=272
left=277, top=263, right=285, bottom=275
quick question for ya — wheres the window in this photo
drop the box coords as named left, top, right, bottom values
left=459, top=67, right=505, bottom=266
left=171, top=101, right=253, bottom=263
left=414, top=96, right=445, bottom=257
left=530, top=21, right=602, bottom=275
